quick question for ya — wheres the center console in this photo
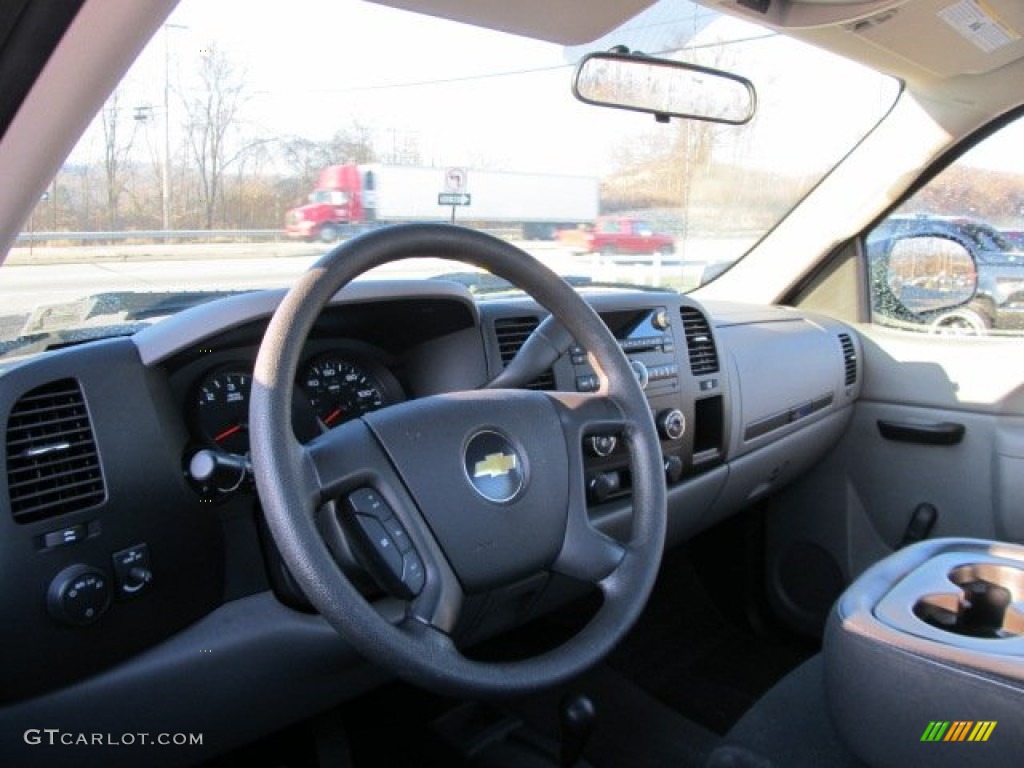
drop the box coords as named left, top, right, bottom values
left=568, top=303, right=725, bottom=506
left=825, top=538, right=1024, bottom=767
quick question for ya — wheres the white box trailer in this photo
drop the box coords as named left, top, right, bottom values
left=362, top=164, right=599, bottom=239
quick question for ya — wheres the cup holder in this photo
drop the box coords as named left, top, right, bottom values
left=914, top=563, right=1024, bottom=638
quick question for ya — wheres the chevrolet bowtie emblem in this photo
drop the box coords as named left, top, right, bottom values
left=473, top=451, right=517, bottom=479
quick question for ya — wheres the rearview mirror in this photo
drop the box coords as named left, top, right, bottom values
left=572, top=50, right=756, bottom=125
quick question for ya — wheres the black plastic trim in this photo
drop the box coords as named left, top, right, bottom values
left=876, top=419, right=965, bottom=446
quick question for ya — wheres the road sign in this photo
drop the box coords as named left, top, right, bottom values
left=438, top=193, right=471, bottom=206
left=444, top=167, right=468, bottom=193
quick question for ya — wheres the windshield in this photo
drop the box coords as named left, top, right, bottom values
left=0, top=0, right=897, bottom=359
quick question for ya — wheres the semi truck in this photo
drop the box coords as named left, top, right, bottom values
left=284, top=163, right=599, bottom=242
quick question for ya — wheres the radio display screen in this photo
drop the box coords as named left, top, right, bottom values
left=600, top=308, right=668, bottom=341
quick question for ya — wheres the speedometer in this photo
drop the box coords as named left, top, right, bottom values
left=302, top=355, right=387, bottom=428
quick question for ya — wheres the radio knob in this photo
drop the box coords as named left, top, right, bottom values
left=657, top=409, right=686, bottom=441
left=629, top=360, right=649, bottom=390
left=652, top=309, right=670, bottom=331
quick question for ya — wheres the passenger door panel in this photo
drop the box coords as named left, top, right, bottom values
left=763, top=324, right=1024, bottom=636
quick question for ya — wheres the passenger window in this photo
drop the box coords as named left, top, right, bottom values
left=868, top=115, right=1024, bottom=337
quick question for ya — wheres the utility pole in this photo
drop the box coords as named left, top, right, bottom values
left=162, top=23, right=188, bottom=230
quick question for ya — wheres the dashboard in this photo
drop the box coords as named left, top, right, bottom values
left=0, top=279, right=862, bottom=763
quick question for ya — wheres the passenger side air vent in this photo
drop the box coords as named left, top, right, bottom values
left=838, top=333, right=857, bottom=386
left=680, top=306, right=719, bottom=375
left=5, top=379, right=106, bottom=523
left=493, top=316, right=555, bottom=390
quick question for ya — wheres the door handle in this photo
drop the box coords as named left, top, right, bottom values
left=876, top=419, right=965, bottom=446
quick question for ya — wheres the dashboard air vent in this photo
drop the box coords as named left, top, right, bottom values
left=5, top=379, right=106, bottom=523
left=680, top=306, right=719, bottom=375
left=493, top=316, right=555, bottom=390
left=838, top=333, right=857, bottom=386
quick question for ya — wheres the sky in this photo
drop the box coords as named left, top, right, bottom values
left=67, top=0, right=902, bottom=180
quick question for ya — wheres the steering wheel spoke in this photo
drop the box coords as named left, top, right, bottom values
left=553, top=516, right=626, bottom=583
left=305, top=421, right=463, bottom=629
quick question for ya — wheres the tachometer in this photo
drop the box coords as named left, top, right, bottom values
left=303, top=355, right=387, bottom=428
left=195, top=369, right=252, bottom=454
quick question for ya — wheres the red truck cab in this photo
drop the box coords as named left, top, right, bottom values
left=284, top=164, right=367, bottom=242
left=557, top=216, right=675, bottom=256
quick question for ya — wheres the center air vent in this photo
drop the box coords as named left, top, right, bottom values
left=838, top=333, right=857, bottom=386
left=680, top=306, right=719, bottom=375
left=5, top=379, right=106, bottom=524
left=493, top=315, right=555, bottom=390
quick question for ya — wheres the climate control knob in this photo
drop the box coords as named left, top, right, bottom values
left=47, top=564, right=112, bottom=626
left=657, top=409, right=686, bottom=441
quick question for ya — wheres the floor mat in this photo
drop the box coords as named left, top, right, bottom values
left=479, top=664, right=720, bottom=768
left=607, top=546, right=817, bottom=735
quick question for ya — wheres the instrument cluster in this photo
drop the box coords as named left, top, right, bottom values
left=190, top=348, right=403, bottom=456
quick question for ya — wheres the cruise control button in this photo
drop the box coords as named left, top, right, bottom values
left=353, top=514, right=403, bottom=578
left=401, top=551, right=426, bottom=595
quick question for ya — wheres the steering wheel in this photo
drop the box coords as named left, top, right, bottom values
left=250, top=224, right=666, bottom=697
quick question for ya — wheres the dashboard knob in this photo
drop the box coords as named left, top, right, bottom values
left=629, top=360, right=649, bottom=390
left=657, top=409, right=686, bottom=441
left=652, top=309, right=670, bottom=331
left=587, top=434, right=618, bottom=457
left=188, top=449, right=250, bottom=493
left=47, top=564, right=111, bottom=626
left=587, top=471, right=620, bottom=504
left=663, top=455, right=684, bottom=484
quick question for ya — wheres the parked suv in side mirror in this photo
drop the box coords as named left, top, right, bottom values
left=867, top=214, right=1024, bottom=334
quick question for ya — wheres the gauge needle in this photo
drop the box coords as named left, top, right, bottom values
left=323, top=409, right=343, bottom=426
left=214, top=424, right=244, bottom=443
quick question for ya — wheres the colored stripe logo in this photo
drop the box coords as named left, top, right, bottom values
left=921, top=721, right=996, bottom=742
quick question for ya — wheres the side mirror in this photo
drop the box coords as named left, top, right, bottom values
left=572, top=50, right=756, bottom=125
left=884, top=235, right=977, bottom=313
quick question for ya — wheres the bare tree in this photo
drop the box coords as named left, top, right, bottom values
left=100, top=89, right=139, bottom=230
left=279, top=123, right=376, bottom=189
left=182, top=49, right=257, bottom=229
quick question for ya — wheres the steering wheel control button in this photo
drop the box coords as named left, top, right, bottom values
left=111, top=543, right=154, bottom=599
left=343, top=488, right=423, bottom=596
left=353, top=514, right=404, bottom=575
left=47, top=564, right=112, bottom=626
left=346, top=487, right=391, bottom=519
left=401, top=551, right=426, bottom=595
left=464, top=430, right=525, bottom=503
left=382, top=516, right=412, bottom=553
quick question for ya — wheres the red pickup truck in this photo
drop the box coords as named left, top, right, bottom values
left=557, top=216, right=675, bottom=256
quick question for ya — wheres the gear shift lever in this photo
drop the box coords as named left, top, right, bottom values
left=559, top=694, right=596, bottom=768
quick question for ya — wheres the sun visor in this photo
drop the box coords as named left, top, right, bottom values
left=367, top=0, right=659, bottom=45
